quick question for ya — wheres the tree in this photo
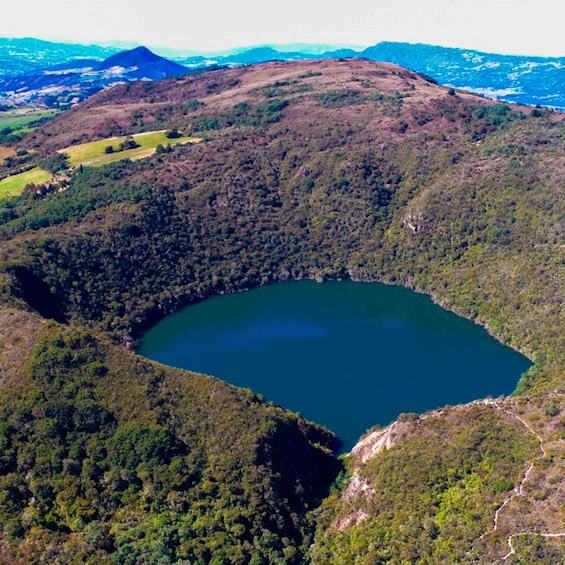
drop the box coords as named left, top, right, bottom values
left=39, top=152, right=69, bottom=174
left=119, top=136, right=140, bottom=151
left=165, top=128, right=181, bottom=139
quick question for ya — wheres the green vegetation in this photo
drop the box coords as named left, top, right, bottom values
left=0, top=129, right=200, bottom=197
left=311, top=406, right=539, bottom=564
left=0, top=108, right=57, bottom=143
left=0, top=108, right=56, bottom=130
left=0, top=59, right=563, bottom=562
left=315, top=89, right=367, bottom=108
left=0, top=160, right=153, bottom=233
left=60, top=130, right=200, bottom=168
left=0, top=325, right=338, bottom=563
left=39, top=151, right=70, bottom=174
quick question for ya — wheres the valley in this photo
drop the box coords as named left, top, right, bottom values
left=0, top=57, right=563, bottom=563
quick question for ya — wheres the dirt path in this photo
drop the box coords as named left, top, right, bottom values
left=478, top=398, right=565, bottom=560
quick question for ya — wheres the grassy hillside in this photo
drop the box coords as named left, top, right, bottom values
left=0, top=59, right=563, bottom=562
left=0, top=130, right=200, bottom=196
left=59, top=130, right=201, bottom=168
left=0, top=167, right=52, bottom=197
left=0, top=108, right=56, bottom=132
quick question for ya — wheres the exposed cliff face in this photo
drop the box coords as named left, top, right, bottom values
left=0, top=58, right=563, bottom=562
left=313, top=398, right=565, bottom=564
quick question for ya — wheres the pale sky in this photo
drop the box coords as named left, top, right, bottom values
left=2, top=0, right=564, bottom=57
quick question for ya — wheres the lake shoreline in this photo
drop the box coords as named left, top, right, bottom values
left=138, top=279, right=532, bottom=451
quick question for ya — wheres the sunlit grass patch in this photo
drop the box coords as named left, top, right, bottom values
left=60, top=130, right=202, bottom=167
left=0, top=108, right=57, bottom=132
left=0, top=167, right=51, bottom=197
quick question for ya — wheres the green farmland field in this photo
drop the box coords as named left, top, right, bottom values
left=0, top=108, right=57, bottom=133
left=0, top=167, right=51, bottom=197
left=0, top=129, right=201, bottom=197
left=60, top=130, right=201, bottom=167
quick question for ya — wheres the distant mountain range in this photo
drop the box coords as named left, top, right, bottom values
left=0, top=38, right=563, bottom=109
left=0, top=45, right=188, bottom=107
left=360, top=42, right=565, bottom=109
left=191, top=42, right=564, bottom=110
left=0, top=38, right=119, bottom=76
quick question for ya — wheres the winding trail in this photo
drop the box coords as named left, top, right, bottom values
left=345, top=397, right=565, bottom=560
left=478, top=398, right=565, bottom=560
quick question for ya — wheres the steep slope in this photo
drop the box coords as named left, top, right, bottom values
left=0, top=59, right=563, bottom=562
left=0, top=316, right=339, bottom=563
left=311, top=398, right=565, bottom=563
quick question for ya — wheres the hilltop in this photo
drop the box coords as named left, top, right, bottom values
left=95, top=46, right=188, bottom=79
left=172, top=42, right=565, bottom=109
left=0, top=59, right=563, bottom=563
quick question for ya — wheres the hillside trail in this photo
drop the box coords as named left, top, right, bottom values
left=346, top=396, right=565, bottom=560
left=477, top=397, right=565, bottom=561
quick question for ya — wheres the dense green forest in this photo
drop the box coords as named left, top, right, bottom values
left=0, top=59, right=563, bottom=562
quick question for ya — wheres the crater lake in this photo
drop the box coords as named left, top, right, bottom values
left=138, top=280, right=532, bottom=451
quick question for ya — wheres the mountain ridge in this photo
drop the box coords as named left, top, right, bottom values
left=168, top=40, right=565, bottom=109
left=0, top=37, right=119, bottom=76
left=1, top=38, right=563, bottom=110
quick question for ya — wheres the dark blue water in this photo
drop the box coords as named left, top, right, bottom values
left=138, top=280, right=531, bottom=451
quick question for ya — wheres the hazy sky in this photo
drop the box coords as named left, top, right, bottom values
left=2, top=0, right=564, bottom=57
